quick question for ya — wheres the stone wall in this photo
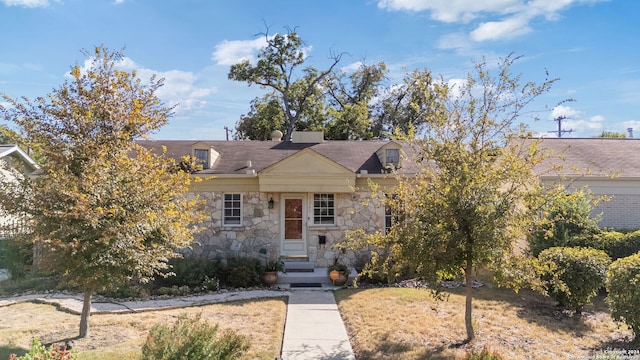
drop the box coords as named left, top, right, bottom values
left=188, top=191, right=384, bottom=267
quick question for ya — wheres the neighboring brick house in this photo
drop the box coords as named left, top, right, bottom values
left=533, top=138, right=640, bottom=229
left=138, top=131, right=418, bottom=267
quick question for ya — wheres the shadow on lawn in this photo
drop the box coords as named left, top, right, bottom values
left=354, top=332, right=453, bottom=360
left=0, top=345, right=28, bottom=358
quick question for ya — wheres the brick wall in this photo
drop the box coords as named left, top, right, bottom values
left=594, top=194, right=640, bottom=229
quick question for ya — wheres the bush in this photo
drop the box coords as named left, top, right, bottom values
left=222, top=257, right=263, bottom=288
left=606, top=253, right=640, bottom=337
left=465, top=347, right=504, bottom=360
left=9, top=339, right=76, bottom=360
left=154, top=257, right=223, bottom=289
left=537, top=247, right=611, bottom=313
left=528, top=188, right=601, bottom=257
left=141, top=313, right=250, bottom=360
left=598, top=230, right=640, bottom=260
left=0, top=236, right=33, bottom=280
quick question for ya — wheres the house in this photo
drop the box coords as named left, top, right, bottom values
left=532, top=137, right=640, bottom=229
left=0, top=144, right=39, bottom=234
left=0, top=144, right=39, bottom=280
left=138, top=131, right=418, bottom=268
left=138, top=134, right=640, bottom=270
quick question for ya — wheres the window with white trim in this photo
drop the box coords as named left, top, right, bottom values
left=384, top=194, right=399, bottom=234
left=223, top=193, right=242, bottom=226
left=194, top=149, right=209, bottom=169
left=313, top=193, right=335, bottom=225
left=386, top=148, right=400, bottom=168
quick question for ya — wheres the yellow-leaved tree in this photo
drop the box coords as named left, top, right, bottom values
left=347, top=54, right=561, bottom=343
left=0, top=46, right=206, bottom=338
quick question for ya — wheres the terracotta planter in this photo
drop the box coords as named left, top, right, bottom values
left=329, top=270, right=348, bottom=286
left=261, top=271, right=278, bottom=286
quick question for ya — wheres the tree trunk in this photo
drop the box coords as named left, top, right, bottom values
left=464, top=256, right=475, bottom=342
left=79, top=290, right=92, bottom=338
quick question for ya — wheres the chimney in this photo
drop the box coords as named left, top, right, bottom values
left=271, top=130, right=283, bottom=141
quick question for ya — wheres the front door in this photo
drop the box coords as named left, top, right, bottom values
left=280, top=195, right=307, bottom=256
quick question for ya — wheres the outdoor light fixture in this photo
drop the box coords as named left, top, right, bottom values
left=268, top=197, right=274, bottom=209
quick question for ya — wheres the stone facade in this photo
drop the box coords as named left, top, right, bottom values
left=189, top=191, right=384, bottom=267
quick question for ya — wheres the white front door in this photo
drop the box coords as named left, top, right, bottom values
left=280, top=194, right=307, bottom=256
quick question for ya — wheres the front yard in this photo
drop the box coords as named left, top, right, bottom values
left=0, top=297, right=287, bottom=360
left=335, top=285, right=636, bottom=359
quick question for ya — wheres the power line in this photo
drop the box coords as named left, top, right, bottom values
left=547, top=115, right=573, bottom=138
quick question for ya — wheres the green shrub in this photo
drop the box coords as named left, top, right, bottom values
left=0, top=236, right=33, bottom=280
left=9, top=339, right=77, bottom=360
left=465, top=347, right=504, bottom=360
left=537, top=247, right=611, bottom=313
left=154, top=257, right=223, bottom=289
left=528, top=188, right=601, bottom=257
left=222, top=257, right=263, bottom=288
left=140, top=313, right=250, bottom=360
left=606, top=253, right=640, bottom=337
left=569, top=230, right=640, bottom=261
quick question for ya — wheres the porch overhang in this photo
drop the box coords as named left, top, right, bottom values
left=258, top=174, right=356, bottom=193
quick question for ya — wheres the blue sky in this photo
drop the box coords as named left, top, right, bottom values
left=1, top=0, right=638, bottom=140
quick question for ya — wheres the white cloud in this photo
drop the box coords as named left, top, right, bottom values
left=379, top=0, right=608, bottom=42
left=212, top=37, right=270, bottom=65
left=69, top=57, right=215, bottom=114
left=114, top=0, right=125, bottom=4
left=551, top=105, right=581, bottom=119
left=378, top=0, right=520, bottom=23
left=340, top=61, right=364, bottom=73
left=470, top=15, right=532, bottom=41
left=2, top=0, right=50, bottom=7
left=622, top=121, right=640, bottom=137
left=548, top=105, right=606, bottom=136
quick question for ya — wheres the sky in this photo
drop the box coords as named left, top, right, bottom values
left=1, top=0, right=638, bottom=140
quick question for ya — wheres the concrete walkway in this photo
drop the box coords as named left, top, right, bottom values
left=281, top=289, right=355, bottom=360
left=0, top=288, right=356, bottom=359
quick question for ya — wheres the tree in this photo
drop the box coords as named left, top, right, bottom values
left=594, top=131, right=626, bottom=138
left=347, top=54, right=558, bottom=342
left=0, top=46, right=206, bottom=338
left=234, top=94, right=286, bottom=140
left=324, top=62, right=387, bottom=140
left=372, top=69, right=440, bottom=139
left=228, top=30, right=341, bottom=141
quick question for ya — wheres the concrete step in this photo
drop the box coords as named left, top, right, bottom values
left=282, top=261, right=314, bottom=271
left=277, top=267, right=358, bottom=285
left=279, top=267, right=331, bottom=284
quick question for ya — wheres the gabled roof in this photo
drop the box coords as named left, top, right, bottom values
left=136, top=139, right=419, bottom=176
left=531, top=138, right=640, bottom=178
left=0, top=144, right=39, bottom=174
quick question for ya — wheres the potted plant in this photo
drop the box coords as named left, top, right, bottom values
left=261, top=260, right=285, bottom=286
left=328, top=262, right=349, bottom=286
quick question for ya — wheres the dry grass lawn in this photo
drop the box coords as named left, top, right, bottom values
left=0, top=297, right=287, bottom=360
left=335, top=285, right=636, bottom=360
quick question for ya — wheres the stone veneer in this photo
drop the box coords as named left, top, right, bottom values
left=188, top=191, right=384, bottom=267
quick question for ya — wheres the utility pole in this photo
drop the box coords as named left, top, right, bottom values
left=548, top=115, right=573, bottom=138
left=224, top=126, right=231, bottom=141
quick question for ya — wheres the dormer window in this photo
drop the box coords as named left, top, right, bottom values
left=386, top=149, right=400, bottom=168
left=194, top=149, right=209, bottom=169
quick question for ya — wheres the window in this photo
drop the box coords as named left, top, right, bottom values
left=194, top=149, right=209, bottom=169
left=386, top=149, right=400, bottom=168
left=223, top=193, right=242, bottom=226
left=313, top=193, right=335, bottom=225
left=384, top=194, right=399, bottom=233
